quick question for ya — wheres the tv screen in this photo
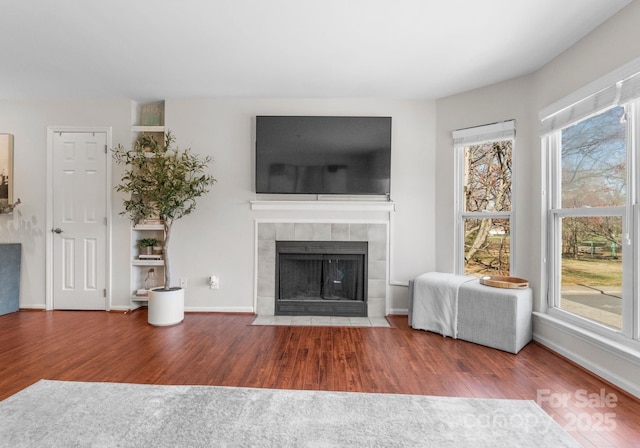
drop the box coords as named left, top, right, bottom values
left=255, top=116, right=391, bottom=195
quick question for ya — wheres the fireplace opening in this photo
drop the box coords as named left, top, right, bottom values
left=275, top=241, right=367, bottom=317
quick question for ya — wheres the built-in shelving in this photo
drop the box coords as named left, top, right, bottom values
left=130, top=223, right=165, bottom=305
left=128, top=101, right=166, bottom=308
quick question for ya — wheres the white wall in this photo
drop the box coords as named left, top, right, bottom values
left=164, top=98, right=436, bottom=313
left=0, top=97, right=434, bottom=314
left=0, top=99, right=131, bottom=309
left=435, top=76, right=535, bottom=280
left=435, top=1, right=640, bottom=396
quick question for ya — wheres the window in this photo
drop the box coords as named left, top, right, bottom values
left=548, top=107, right=627, bottom=331
left=542, top=63, right=640, bottom=343
left=453, top=121, right=514, bottom=276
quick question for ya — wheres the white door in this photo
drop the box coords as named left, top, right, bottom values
left=52, top=131, right=107, bottom=310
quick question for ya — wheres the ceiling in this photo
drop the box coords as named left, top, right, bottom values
left=0, top=0, right=632, bottom=101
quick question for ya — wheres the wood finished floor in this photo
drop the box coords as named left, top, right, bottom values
left=0, top=310, right=638, bottom=447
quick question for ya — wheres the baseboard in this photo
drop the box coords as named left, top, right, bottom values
left=18, top=305, right=45, bottom=310
left=111, top=306, right=256, bottom=314
left=390, top=280, right=409, bottom=287
left=533, top=316, right=640, bottom=400
left=186, top=306, right=255, bottom=313
left=389, top=308, right=408, bottom=315
left=109, top=306, right=132, bottom=312
left=534, top=333, right=640, bottom=399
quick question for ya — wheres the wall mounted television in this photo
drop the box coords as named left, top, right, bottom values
left=255, top=116, right=391, bottom=195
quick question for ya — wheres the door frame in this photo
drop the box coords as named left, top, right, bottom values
left=45, top=126, right=113, bottom=311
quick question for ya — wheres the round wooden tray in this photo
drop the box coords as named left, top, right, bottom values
left=479, top=275, right=529, bottom=289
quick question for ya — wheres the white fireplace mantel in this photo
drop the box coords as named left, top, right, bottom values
left=250, top=200, right=396, bottom=212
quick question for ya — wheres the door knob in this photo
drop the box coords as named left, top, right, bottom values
left=53, top=228, right=63, bottom=234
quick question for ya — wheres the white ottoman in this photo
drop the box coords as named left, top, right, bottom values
left=409, top=274, right=533, bottom=354
left=457, top=280, right=532, bottom=354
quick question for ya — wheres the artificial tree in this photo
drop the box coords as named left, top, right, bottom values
left=113, top=131, right=216, bottom=291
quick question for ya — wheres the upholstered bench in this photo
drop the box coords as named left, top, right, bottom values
left=409, top=273, right=532, bottom=354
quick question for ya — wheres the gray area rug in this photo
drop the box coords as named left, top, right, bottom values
left=0, top=380, right=580, bottom=448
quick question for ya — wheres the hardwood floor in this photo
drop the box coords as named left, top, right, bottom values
left=0, top=310, right=638, bottom=447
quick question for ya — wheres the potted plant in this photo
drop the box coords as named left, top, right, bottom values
left=138, top=134, right=158, bottom=152
left=152, top=242, right=163, bottom=256
left=113, top=131, right=216, bottom=326
left=137, top=238, right=157, bottom=256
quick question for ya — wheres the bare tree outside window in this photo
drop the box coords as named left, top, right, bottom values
left=558, top=106, right=625, bottom=330
left=463, top=140, right=512, bottom=275
left=561, top=106, right=626, bottom=209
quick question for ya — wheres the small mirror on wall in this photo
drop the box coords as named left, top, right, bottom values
left=0, top=134, right=15, bottom=213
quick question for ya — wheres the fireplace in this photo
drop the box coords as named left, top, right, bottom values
left=275, top=241, right=367, bottom=317
left=255, top=221, right=388, bottom=318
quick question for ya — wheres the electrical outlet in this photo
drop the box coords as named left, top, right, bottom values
left=180, top=277, right=187, bottom=288
left=209, top=275, right=219, bottom=289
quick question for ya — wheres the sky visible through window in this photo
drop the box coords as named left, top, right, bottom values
left=558, top=106, right=625, bottom=330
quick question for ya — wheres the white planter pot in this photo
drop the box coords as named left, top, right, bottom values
left=148, top=287, right=184, bottom=326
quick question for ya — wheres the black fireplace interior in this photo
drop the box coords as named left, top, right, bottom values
left=275, top=241, right=367, bottom=317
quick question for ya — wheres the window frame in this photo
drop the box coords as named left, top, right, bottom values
left=542, top=96, right=640, bottom=345
left=453, top=121, right=515, bottom=276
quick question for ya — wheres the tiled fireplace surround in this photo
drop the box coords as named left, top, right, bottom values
left=255, top=221, right=388, bottom=317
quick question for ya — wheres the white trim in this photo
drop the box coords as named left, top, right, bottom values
left=252, top=218, right=391, bottom=224
left=253, top=219, right=259, bottom=314
left=539, top=56, right=640, bottom=120
left=631, top=103, right=640, bottom=341
left=110, top=305, right=133, bottom=312
left=540, top=85, right=619, bottom=135
left=452, top=120, right=515, bottom=145
left=460, top=211, right=511, bottom=219
left=534, top=312, right=640, bottom=398
left=547, top=305, right=628, bottom=341
left=46, top=131, right=53, bottom=310
left=389, top=307, right=408, bottom=315
left=46, top=126, right=113, bottom=311
left=114, top=306, right=258, bottom=313
left=390, top=280, right=409, bottom=287
left=185, top=307, right=255, bottom=313
left=130, top=125, right=164, bottom=133
left=543, top=101, right=635, bottom=339
left=18, top=304, right=46, bottom=310
left=385, top=215, right=392, bottom=316
left=453, top=126, right=515, bottom=276
left=453, top=134, right=465, bottom=274
left=250, top=200, right=395, bottom=212
left=550, top=206, right=626, bottom=218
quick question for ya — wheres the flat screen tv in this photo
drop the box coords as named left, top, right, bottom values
left=255, top=116, right=391, bottom=195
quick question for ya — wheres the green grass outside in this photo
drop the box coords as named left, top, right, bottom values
left=465, top=234, right=622, bottom=286
left=561, top=257, right=622, bottom=286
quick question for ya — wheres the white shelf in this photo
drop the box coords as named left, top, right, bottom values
left=133, top=223, right=165, bottom=230
left=250, top=200, right=395, bottom=212
left=132, top=259, right=164, bottom=266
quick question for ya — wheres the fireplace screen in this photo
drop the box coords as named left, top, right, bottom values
left=279, top=254, right=363, bottom=301
left=275, top=241, right=367, bottom=316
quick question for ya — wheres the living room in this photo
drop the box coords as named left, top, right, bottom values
left=1, top=1, right=640, bottom=446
